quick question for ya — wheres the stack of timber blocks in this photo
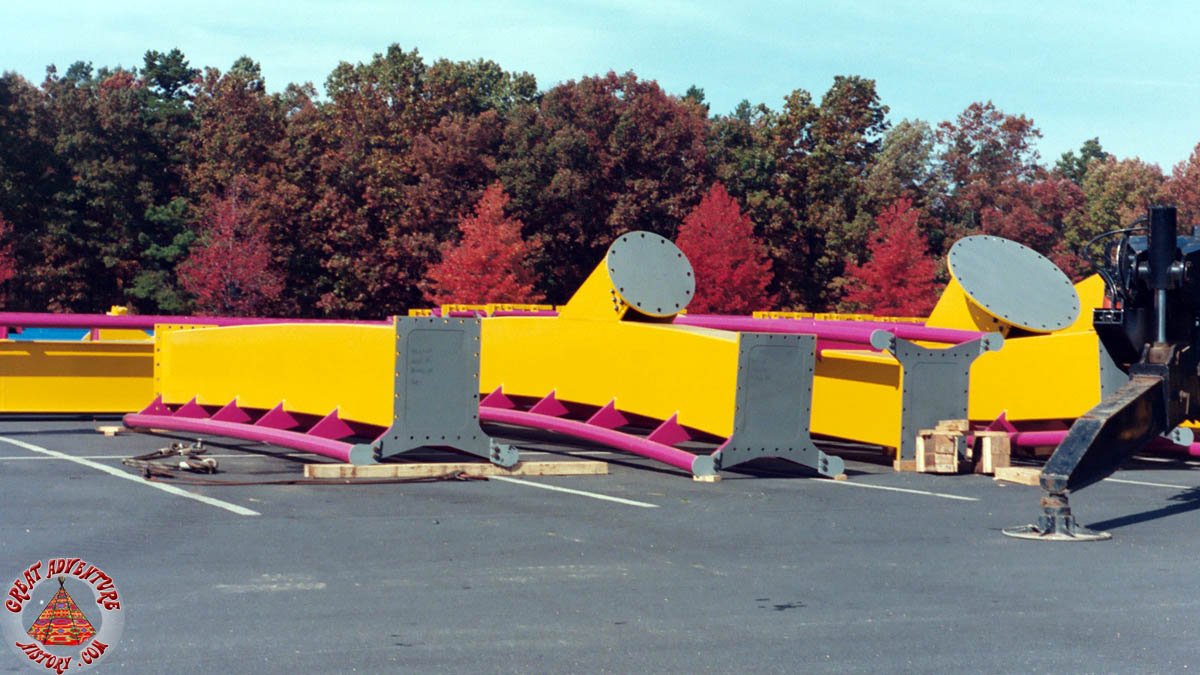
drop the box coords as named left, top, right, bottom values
left=912, top=420, right=1011, bottom=475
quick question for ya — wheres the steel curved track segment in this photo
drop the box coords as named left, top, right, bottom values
left=987, top=428, right=1197, bottom=456
left=124, top=399, right=711, bottom=474
left=123, top=397, right=365, bottom=463
left=0, top=311, right=390, bottom=330
left=478, top=406, right=705, bottom=475
left=675, top=314, right=984, bottom=345
left=123, top=411, right=360, bottom=462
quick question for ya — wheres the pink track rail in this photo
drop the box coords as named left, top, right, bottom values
left=0, top=311, right=389, bottom=331
left=123, top=397, right=369, bottom=462
left=675, top=314, right=984, bottom=346
left=123, top=390, right=723, bottom=474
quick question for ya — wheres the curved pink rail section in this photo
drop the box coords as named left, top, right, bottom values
left=1005, top=429, right=1200, bottom=456
left=676, top=314, right=984, bottom=346
left=123, top=397, right=709, bottom=473
left=123, top=412, right=358, bottom=462
left=0, top=311, right=388, bottom=330
left=479, top=407, right=703, bottom=473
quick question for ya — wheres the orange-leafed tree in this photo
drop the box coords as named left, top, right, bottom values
left=177, top=181, right=284, bottom=315
left=842, top=197, right=940, bottom=316
left=674, top=182, right=774, bottom=313
left=1165, top=142, right=1200, bottom=226
left=424, top=182, right=543, bottom=305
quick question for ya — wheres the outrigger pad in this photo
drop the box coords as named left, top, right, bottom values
left=351, top=317, right=518, bottom=467
left=713, top=333, right=844, bottom=477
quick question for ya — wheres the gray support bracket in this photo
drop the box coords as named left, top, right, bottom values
left=1098, top=337, right=1128, bottom=399
left=705, top=333, right=845, bottom=478
left=870, top=330, right=1004, bottom=461
left=348, top=317, right=518, bottom=467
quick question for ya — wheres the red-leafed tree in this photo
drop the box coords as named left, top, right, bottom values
left=424, top=182, right=543, bottom=304
left=177, top=182, right=284, bottom=315
left=842, top=198, right=940, bottom=316
left=0, top=212, right=16, bottom=305
left=674, top=183, right=774, bottom=313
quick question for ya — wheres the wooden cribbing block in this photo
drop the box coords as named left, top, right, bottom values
left=935, top=419, right=970, bottom=433
left=973, top=431, right=1012, bottom=475
left=304, top=460, right=608, bottom=480
left=915, top=430, right=962, bottom=474
left=96, top=425, right=124, bottom=437
left=993, top=466, right=1042, bottom=486
left=893, top=459, right=918, bottom=472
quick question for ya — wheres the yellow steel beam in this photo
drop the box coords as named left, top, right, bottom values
left=0, top=341, right=153, bottom=413
left=811, top=349, right=902, bottom=449
left=480, top=317, right=740, bottom=437
left=156, top=323, right=395, bottom=425
left=967, top=275, right=1110, bottom=422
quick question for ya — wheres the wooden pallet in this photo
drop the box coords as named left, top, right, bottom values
left=915, top=429, right=964, bottom=474
left=900, top=420, right=1015, bottom=476
left=974, top=431, right=1012, bottom=475
left=304, top=459, right=608, bottom=480
left=993, top=466, right=1042, bottom=486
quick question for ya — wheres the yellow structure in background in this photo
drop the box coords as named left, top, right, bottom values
left=0, top=341, right=152, bottom=413
left=0, top=305, right=155, bottom=412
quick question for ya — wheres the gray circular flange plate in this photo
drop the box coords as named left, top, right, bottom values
left=948, top=235, right=1079, bottom=332
left=606, top=231, right=695, bottom=317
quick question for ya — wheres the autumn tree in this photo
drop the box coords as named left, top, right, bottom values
left=709, top=77, right=889, bottom=309
left=674, top=183, right=773, bottom=313
left=708, top=101, right=793, bottom=295
left=1027, top=176, right=1087, bottom=277
left=498, top=71, right=711, bottom=302
left=1057, top=137, right=1110, bottom=186
left=777, top=77, right=891, bottom=309
left=1081, top=157, right=1166, bottom=233
left=934, top=101, right=1044, bottom=249
left=187, top=56, right=309, bottom=316
left=177, top=182, right=283, bottom=315
left=424, top=183, right=542, bottom=305
left=842, top=198, right=939, bottom=316
left=302, top=46, right=538, bottom=316
left=401, top=111, right=507, bottom=260
left=0, top=212, right=17, bottom=305
left=1165, top=142, right=1200, bottom=226
left=0, top=72, right=57, bottom=310
left=863, top=119, right=938, bottom=209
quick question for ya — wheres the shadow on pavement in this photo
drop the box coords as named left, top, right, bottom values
left=1087, top=486, right=1200, bottom=531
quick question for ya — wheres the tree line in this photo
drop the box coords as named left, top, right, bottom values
left=1, top=45, right=1198, bottom=317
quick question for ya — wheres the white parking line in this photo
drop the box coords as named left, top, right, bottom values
left=491, top=476, right=658, bottom=508
left=1106, top=477, right=1192, bottom=490
left=814, top=478, right=980, bottom=502
left=0, top=436, right=260, bottom=516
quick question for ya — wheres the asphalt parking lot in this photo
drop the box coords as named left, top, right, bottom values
left=3, top=418, right=1200, bottom=673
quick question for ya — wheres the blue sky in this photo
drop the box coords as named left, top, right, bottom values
left=2, top=1, right=1198, bottom=169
